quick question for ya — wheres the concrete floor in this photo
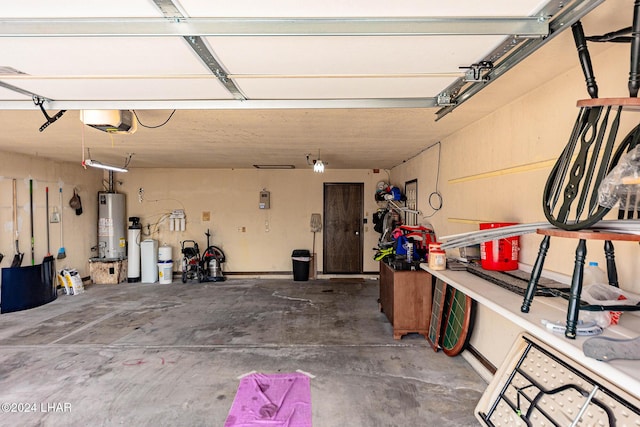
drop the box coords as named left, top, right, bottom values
left=0, top=277, right=486, bottom=426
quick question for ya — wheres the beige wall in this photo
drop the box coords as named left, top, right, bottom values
left=0, top=151, right=103, bottom=278
left=118, top=168, right=385, bottom=274
left=0, top=152, right=386, bottom=279
left=391, top=39, right=639, bottom=366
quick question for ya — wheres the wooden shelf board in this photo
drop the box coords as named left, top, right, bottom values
left=577, top=97, right=640, bottom=109
left=538, top=227, right=640, bottom=241
left=420, top=263, right=640, bottom=398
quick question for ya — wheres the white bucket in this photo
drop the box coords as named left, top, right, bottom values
left=158, top=261, right=173, bottom=284
left=158, top=245, right=172, bottom=262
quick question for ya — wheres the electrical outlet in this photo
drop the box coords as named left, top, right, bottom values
left=202, top=211, right=211, bottom=222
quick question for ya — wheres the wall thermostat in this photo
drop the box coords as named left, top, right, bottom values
left=259, top=190, right=270, bottom=209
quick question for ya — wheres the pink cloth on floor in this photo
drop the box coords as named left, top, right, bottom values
left=224, top=372, right=312, bottom=427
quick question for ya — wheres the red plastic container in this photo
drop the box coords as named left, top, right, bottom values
left=479, top=222, right=519, bottom=271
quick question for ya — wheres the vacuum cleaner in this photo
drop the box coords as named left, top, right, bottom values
left=200, top=229, right=226, bottom=282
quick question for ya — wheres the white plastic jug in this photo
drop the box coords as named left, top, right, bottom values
left=583, top=261, right=607, bottom=286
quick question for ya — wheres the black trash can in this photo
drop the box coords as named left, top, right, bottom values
left=291, top=249, right=311, bottom=281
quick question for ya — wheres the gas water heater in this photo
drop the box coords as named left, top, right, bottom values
left=98, top=192, right=126, bottom=259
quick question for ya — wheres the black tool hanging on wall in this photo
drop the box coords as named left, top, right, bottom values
left=11, top=179, right=23, bottom=268
left=29, top=179, right=34, bottom=265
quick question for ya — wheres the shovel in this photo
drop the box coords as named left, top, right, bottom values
left=11, top=179, right=23, bottom=268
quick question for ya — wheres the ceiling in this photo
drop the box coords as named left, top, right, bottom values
left=0, top=0, right=629, bottom=170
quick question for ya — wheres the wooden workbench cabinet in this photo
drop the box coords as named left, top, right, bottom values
left=379, top=261, right=432, bottom=339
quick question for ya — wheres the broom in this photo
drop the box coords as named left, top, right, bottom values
left=57, top=187, right=66, bottom=259
left=310, top=213, right=322, bottom=255
left=308, top=213, right=322, bottom=280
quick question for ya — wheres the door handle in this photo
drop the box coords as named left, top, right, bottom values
left=355, top=231, right=359, bottom=235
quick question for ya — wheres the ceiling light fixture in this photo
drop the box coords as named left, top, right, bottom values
left=306, top=150, right=326, bottom=173
left=83, top=150, right=132, bottom=173
left=253, top=164, right=296, bottom=169
left=84, top=159, right=128, bottom=173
